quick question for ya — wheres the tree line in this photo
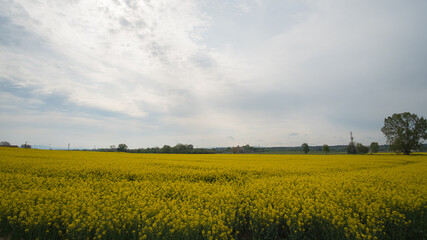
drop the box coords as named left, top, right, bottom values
left=0, top=141, right=31, bottom=149
left=2, top=112, right=425, bottom=155
left=301, top=142, right=378, bottom=155
left=98, top=143, right=216, bottom=154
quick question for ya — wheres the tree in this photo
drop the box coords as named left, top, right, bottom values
left=0, top=141, right=11, bottom=146
left=162, top=145, right=172, bottom=153
left=370, top=142, right=379, bottom=153
left=231, top=145, right=241, bottom=154
left=171, top=143, right=194, bottom=153
left=186, top=144, right=194, bottom=152
left=322, top=144, right=330, bottom=154
left=381, top=112, right=427, bottom=155
left=173, top=143, right=186, bottom=153
left=117, top=144, right=128, bottom=152
left=356, top=143, right=369, bottom=154
left=347, top=142, right=356, bottom=154
left=347, top=131, right=357, bottom=154
left=301, top=143, right=309, bottom=154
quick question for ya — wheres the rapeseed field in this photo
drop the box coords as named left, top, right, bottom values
left=0, top=148, right=426, bottom=240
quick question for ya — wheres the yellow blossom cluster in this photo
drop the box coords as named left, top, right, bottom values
left=0, top=148, right=426, bottom=239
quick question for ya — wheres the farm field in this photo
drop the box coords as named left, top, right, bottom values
left=0, top=148, right=426, bottom=240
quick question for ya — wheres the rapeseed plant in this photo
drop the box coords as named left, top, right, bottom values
left=0, top=148, right=425, bottom=239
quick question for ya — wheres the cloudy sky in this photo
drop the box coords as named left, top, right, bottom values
left=1, top=0, right=426, bottom=149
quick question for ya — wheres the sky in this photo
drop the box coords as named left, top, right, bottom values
left=1, top=0, right=427, bottom=149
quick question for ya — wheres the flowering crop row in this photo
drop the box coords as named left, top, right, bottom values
left=0, top=148, right=426, bottom=239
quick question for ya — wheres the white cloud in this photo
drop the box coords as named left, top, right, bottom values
left=1, top=0, right=426, bottom=148
left=1, top=0, right=217, bottom=118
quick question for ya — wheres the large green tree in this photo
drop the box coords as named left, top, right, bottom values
left=117, top=143, right=128, bottom=152
left=161, top=145, right=172, bottom=153
left=322, top=144, right=330, bottom=154
left=347, top=142, right=357, bottom=154
left=370, top=142, right=379, bottom=153
left=301, top=143, right=309, bottom=154
left=381, top=112, right=427, bottom=155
